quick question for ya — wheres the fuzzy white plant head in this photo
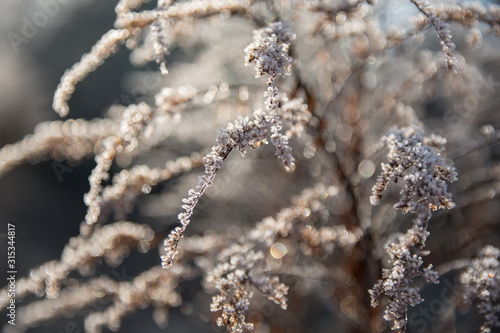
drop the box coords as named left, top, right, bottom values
left=245, top=22, right=295, bottom=81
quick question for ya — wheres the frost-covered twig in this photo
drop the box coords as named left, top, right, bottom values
left=0, top=222, right=154, bottom=305
left=370, top=126, right=457, bottom=223
left=370, top=126, right=457, bottom=331
left=162, top=22, right=300, bottom=270
left=460, top=245, right=500, bottom=333
left=0, top=118, right=116, bottom=178
left=409, top=0, right=457, bottom=72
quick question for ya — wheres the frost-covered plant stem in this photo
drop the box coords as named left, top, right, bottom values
left=162, top=21, right=298, bottom=269
left=264, top=81, right=295, bottom=171
left=162, top=145, right=232, bottom=268
left=409, top=0, right=457, bottom=72
left=370, top=126, right=457, bottom=331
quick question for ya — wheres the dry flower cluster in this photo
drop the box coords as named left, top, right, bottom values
left=1, top=0, right=500, bottom=332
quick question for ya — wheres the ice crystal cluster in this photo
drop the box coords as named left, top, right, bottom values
left=370, top=126, right=458, bottom=222
left=2, top=0, right=500, bottom=332
left=369, top=126, right=457, bottom=330
left=460, top=246, right=500, bottom=333
left=244, top=22, right=295, bottom=80
left=162, top=22, right=300, bottom=270
left=369, top=225, right=439, bottom=331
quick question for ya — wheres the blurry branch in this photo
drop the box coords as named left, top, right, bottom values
left=115, top=0, right=256, bottom=29
left=409, top=0, right=457, bottom=72
left=16, top=266, right=191, bottom=333
left=308, top=0, right=366, bottom=17
left=420, top=3, right=500, bottom=34
left=450, top=126, right=500, bottom=160
left=96, top=153, right=204, bottom=224
left=435, top=258, right=472, bottom=276
left=0, top=119, right=116, bottom=178
left=0, top=222, right=156, bottom=306
left=53, top=0, right=258, bottom=116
